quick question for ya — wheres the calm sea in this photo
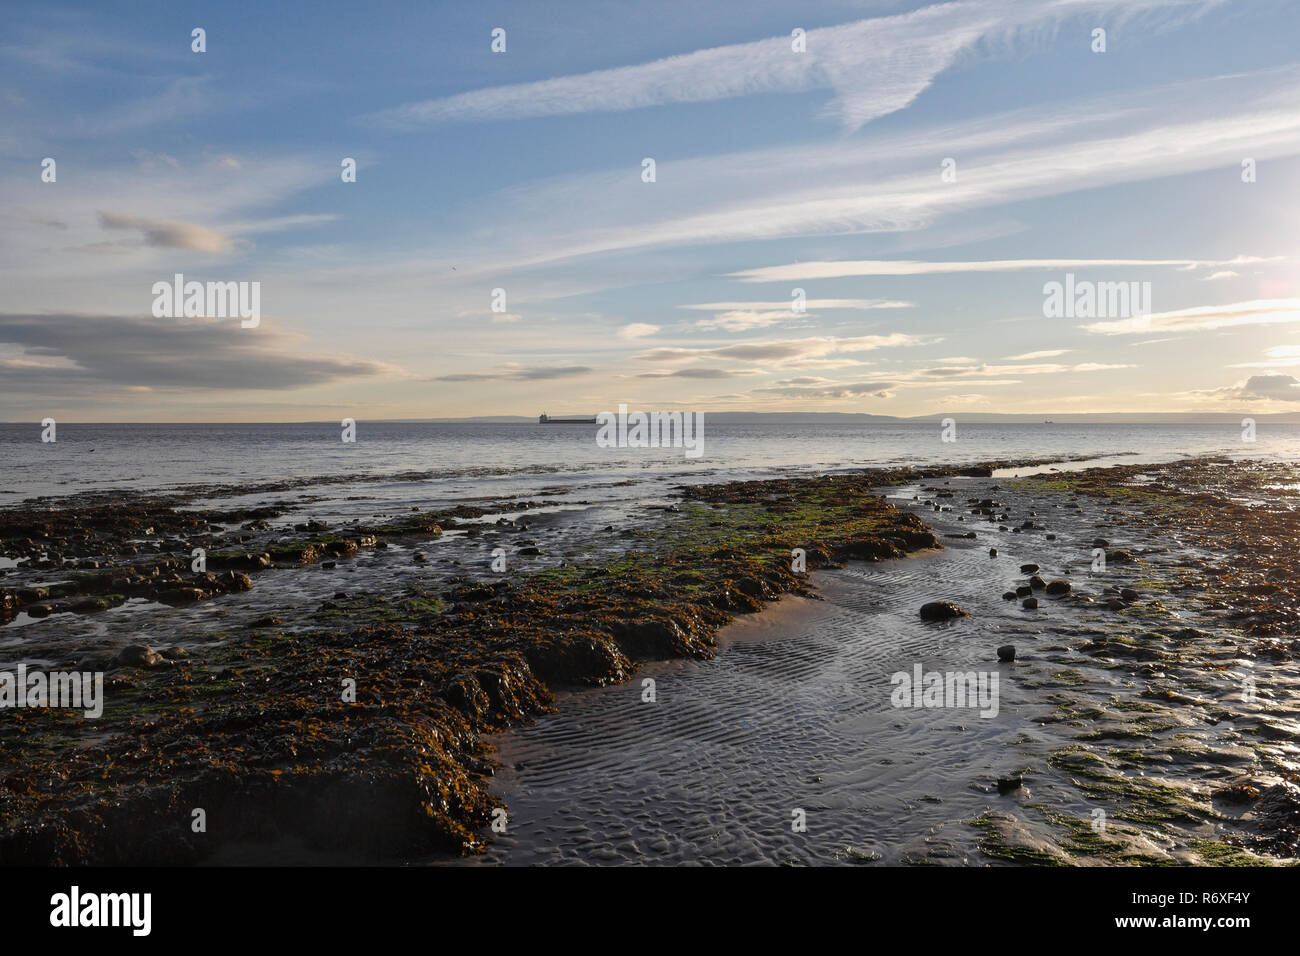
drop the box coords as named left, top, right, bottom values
left=1, top=421, right=1296, bottom=507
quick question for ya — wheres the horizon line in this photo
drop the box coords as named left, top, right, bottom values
left=2, top=413, right=1290, bottom=425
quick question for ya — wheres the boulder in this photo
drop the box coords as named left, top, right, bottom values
left=157, top=587, right=205, bottom=605
left=1253, top=782, right=1300, bottom=833
left=997, top=775, right=1023, bottom=793
left=919, top=601, right=966, bottom=622
left=115, top=644, right=164, bottom=669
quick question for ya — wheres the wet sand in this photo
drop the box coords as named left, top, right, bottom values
left=455, top=475, right=1300, bottom=865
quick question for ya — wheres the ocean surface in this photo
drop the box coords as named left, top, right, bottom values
left=3, top=421, right=1299, bottom=505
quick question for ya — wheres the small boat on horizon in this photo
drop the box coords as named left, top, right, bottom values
left=539, top=412, right=598, bottom=424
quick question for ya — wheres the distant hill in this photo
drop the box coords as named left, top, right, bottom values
left=364, top=411, right=1300, bottom=425
left=901, top=412, right=1300, bottom=424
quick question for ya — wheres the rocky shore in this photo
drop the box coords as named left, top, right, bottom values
left=0, top=468, right=951, bottom=864
left=2, top=456, right=1298, bottom=865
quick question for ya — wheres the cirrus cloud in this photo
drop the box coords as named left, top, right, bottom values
left=1083, top=299, right=1300, bottom=335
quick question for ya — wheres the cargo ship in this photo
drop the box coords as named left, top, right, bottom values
left=538, top=412, right=598, bottom=424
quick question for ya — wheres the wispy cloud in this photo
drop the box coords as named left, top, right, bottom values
left=76, top=76, right=223, bottom=136
left=425, top=66, right=1300, bottom=276
left=681, top=298, right=912, bottom=311
left=911, top=362, right=1133, bottom=378
left=1229, top=344, right=1300, bottom=368
left=680, top=297, right=912, bottom=331
left=365, top=0, right=1210, bottom=133
left=690, top=310, right=804, bottom=332
left=1084, top=299, right=1300, bottom=335
left=635, top=332, right=938, bottom=365
left=730, top=256, right=1275, bottom=283
left=753, top=379, right=899, bottom=399
left=434, top=364, right=593, bottom=382
left=637, top=367, right=744, bottom=379
left=1006, top=349, right=1072, bottom=360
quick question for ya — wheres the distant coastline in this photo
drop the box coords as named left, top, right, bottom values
left=6, top=412, right=1300, bottom=425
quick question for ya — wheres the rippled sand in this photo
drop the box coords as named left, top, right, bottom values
left=456, top=478, right=1295, bottom=866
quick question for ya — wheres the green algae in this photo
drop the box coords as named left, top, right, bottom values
left=969, top=812, right=1068, bottom=866
left=1191, top=839, right=1279, bottom=866
left=1048, top=746, right=1211, bottom=825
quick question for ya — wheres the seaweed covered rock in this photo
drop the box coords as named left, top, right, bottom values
left=919, top=601, right=966, bottom=622
left=115, top=644, right=164, bottom=669
left=0, top=592, right=17, bottom=625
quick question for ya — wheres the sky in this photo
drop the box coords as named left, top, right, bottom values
left=2, top=0, right=1300, bottom=422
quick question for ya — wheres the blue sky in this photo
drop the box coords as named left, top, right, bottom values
left=2, top=0, right=1300, bottom=420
